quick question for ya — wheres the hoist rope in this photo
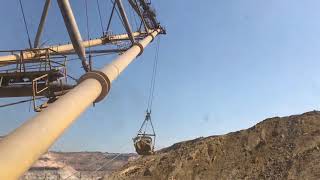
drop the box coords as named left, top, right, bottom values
left=147, top=37, right=161, bottom=111
left=18, top=0, right=32, bottom=49
left=135, top=37, right=161, bottom=143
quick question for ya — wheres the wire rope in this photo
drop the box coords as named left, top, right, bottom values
left=18, top=0, right=32, bottom=48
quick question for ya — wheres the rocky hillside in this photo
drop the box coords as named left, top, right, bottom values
left=21, top=152, right=137, bottom=180
left=109, top=111, right=320, bottom=180
left=0, top=137, right=137, bottom=180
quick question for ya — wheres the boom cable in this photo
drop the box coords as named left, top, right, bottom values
left=128, top=1, right=138, bottom=31
left=106, top=0, right=117, bottom=32
left=0, top=97, right=45, bottom=108
left=18, top=0, right=32, bottom=48
left=96, top=0, right=105, bottom=35
left=85, top=0, right=93, bottom=70
left=108, top=0, right=127, bottom=33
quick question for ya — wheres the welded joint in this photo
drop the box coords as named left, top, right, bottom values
left=79, top=71, right=111, bottom=103
left=133, top=42, right=144, bottom=56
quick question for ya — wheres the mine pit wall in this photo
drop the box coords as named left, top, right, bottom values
left=21, top=170, right=107, bottom=180
left=21, top=170, right=61, bottom=180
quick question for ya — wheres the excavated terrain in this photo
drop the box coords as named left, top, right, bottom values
left=20, top=152, right=137, bottom=180
left=108, top=111, right=320, bottom=180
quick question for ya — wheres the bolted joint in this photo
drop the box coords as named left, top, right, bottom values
left=79, top=70, right=111, bottom=103
left=133, top=42, right=144, bottom=56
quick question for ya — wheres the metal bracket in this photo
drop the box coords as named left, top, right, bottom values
left=79, top=70, right=111, bottom=103
left=133, top=42, right=144, bottom=56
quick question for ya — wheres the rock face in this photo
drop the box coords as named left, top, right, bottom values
left=109, top=111, right=320, bottom=180
left=20, top=152, right=137, bottom=180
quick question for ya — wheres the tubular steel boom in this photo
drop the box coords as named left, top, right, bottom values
left=0, top=29, right=161, bottom=180
left=0, top=0, right=165, bottom=178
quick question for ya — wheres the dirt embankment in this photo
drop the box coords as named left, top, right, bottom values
left=21, top=152, right=137, bottom=180
left=109, top=111, right=320, bottom=180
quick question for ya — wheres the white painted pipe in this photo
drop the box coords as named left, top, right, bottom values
left=34, top=0, right=51, bottom=48
left=0, top=31, right=144, bottom=64
left=57, top=0, right=89, bottom=71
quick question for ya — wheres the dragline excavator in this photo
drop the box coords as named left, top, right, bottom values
left=0, top=0, right=165, bottom=179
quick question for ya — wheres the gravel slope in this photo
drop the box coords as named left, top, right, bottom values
left=109, top=111, right=320, bottom=180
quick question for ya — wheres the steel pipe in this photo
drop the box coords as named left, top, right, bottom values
left=55, top=48, right=128, bottom=56
left=57, top=0, right=89, bottom=72
left=0, top=29, right=160, bottom=180
left=34, top=0, right=51, bottom=48
left=116, top=0, right=135, bottom=43
left=0, top=31, right=145, bottom=64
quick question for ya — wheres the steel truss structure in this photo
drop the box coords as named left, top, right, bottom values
left=0, top=0, right=165, bottom=179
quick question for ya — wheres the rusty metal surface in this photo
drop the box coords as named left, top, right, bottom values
left=0, top=83, right=74, bottom=97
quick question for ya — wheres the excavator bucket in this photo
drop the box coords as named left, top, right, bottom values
left=133, top=136, right=153, bottom=155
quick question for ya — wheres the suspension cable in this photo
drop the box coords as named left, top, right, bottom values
left=18, top=0, right=32, bottom=49
left=62, top=140, right=131, bottom=180
left=0, top=97, right=45, bottom=108
left=114, top=0, right=127, bottom=31
left=89, top=140, right=132, bottom=178
left=129, top=1, right=138, bottom=31
left=96, top=0, right=105, bottom=35
left=85, top=0, right=93, bottom=70
left=147, top=37, right=161, bottom=111
left=108, top=0, right=126, bottom=33
left=106, top=0, right=117, bottom=32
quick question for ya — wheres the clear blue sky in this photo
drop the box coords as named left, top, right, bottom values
left=1, top=0, right=320, bottom=153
